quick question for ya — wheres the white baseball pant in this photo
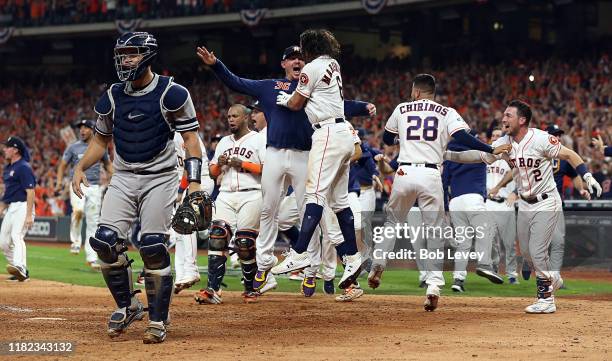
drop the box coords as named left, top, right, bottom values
left=257, top=147, right=310, bottom=270
left=486, top=199, right=518, bottom=278
left=517, top=192, right=563, bottom=283
left=379, top=165, right=446, bottom=287
left=449, top=193, right=496, bottom=281
left=174, top=177, right=215, bottom=282
left=0, top=202, right=33, bottom=269
left=70, top=183, right=102, bottom=263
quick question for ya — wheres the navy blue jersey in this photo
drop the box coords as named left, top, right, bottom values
left=354, top=144, right=379, bottom=186
left=348, top=165, right=361, bottom=195
left=442, top=140, right=486, bottom=203
left=552, top=159, right=577, bottom=197
left=2, top=159, right=36, bottom=203
left=211, top=60, right=370, bottom=151
left=605, top=146, right=612, bottom=157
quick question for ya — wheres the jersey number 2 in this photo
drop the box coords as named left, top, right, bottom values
left=406, top=116, right=438, bottom=141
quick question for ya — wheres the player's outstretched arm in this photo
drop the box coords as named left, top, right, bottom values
left=196, top=46, right=263, bottom=97
left=443, top=150, right=500, bottom=164
left=558, top=145, right=602, bottom=197
left=451, top=130, right=512, bottom=155
left=344, top=100, right=376, bottom=117
left=72, top=133, right=111, bottom=199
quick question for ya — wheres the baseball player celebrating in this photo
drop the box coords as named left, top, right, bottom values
left=375, top=74, right=511, bottom=311
left=55, top=119, right=113, bottom=269
left=72, top=32, right=202, bottom=343
left=172, top=132, right=214, bottom=293
left=196, top=43, right=374, bottom=292
left=275, top=29, right=366, bottom=290
left=485, top=128, right=519, bottom=284
left=194, top=104, right=267, bottom=304
left=491, top=100, right=601, bottom=313
left=1, top=136, right=35, bottom=282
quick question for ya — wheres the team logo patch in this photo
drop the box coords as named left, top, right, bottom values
left=548, top=136, right=559, bottom=145
left=300, top=73, right=309, bottom=85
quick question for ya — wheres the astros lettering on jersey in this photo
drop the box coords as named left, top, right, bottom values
left=211, top=131, right=266, bottom=192
left=492, top=128, right=560, bottom=199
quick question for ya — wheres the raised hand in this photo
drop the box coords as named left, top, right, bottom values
left=196, top=46, right=217, bottom=66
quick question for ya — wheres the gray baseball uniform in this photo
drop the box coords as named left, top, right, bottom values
left=63, top=141, right=109, bottom=185
left=95, top=74, right=198, bottom=238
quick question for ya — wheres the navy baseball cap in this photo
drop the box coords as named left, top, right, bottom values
left=282, top=45, right=301, bottom=61
left=546, top=124, right=564, bottom=136
left=247, top=100, right=262, bottom=112
left=74, top=119, right=96, bottom=129
left=2, top=136, right=30, bottom=161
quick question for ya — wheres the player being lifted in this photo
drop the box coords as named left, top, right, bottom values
left=373, top=74, right=511, bottom=311
left=276, top=29, right=364, bottom=289
left=488, top=100, right=601, bottom=313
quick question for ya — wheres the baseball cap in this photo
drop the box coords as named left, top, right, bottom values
left=282, top=45, right=301, bottom=61
left=247, top=100, right=262, bottom=112
left=2, top=136, right=30, bottom=161
left=546, top=124, right=564, bottom=136
left=73, top=119, right=96, bottom=129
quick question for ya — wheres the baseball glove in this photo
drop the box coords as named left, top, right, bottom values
left=171, top=191, right=214, bottom=235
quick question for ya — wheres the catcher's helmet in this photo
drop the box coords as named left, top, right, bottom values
left=114, top=32, right=158, bottom=82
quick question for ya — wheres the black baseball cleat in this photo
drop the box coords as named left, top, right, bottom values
left=6, top=265, right=29, bottom=282
left=451, top=278, right=465, bottom=293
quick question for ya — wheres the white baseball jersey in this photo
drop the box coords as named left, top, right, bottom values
left=492, top=128, right=560, bottom=199
left=173, top=133, right=210, bottom=184
left=385, top=99, right=469, bottom=165
left=212, top=131, right=266, bottom=192
left=486, top=159, right=516, bottom=198
left=296, top=56, right=344, bottom=124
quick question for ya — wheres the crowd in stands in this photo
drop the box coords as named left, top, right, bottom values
left=0, top=54, right=610, bottom=217
left=0, top=0, right=334, bottom=27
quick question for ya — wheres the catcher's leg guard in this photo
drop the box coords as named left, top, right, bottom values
left=140, top=234, right=173, bottom=323
left=235, top=229, right=258, bottom=292
left=207, top=220, right=232, bottom=291
left=90, top=226, right=135, bottom=308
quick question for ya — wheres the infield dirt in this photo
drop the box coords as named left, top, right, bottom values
left=1, top=279, right=611, bottom=360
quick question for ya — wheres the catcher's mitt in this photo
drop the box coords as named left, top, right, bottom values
left=171, top=191, right=214, bottom=235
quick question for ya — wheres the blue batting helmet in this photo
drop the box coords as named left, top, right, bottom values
left=114, top=32, right=158, bottom=82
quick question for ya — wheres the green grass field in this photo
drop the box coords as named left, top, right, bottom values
left=3, top=245, right=612, bottom=297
